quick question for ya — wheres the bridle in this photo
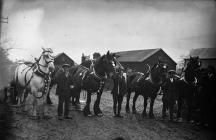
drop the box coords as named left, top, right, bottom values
left=36, top=51, right=54, bottom=75
left=32, top=50, right=54, bottom=98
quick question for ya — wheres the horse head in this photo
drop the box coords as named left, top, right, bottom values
left=150, top=60, right=168, bottom=84
left=186, top=56, right=201, bottom=72
left=181, top=56, right=201, bottom=84
left=38, top=47, right=55, bottom=73
left=95, top=51, right=117, bottom=78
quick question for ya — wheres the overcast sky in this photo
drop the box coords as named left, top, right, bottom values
left=1, top=0, right=216, bottom=63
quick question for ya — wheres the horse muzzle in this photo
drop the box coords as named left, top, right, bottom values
left=49, top=65, right=55, bottom=73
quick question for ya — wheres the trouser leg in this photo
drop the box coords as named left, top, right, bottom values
left=58, top=95, right=64, bottom=116
left=64, top=94, right=70, bottom=117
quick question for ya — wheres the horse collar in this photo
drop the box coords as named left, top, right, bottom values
left=35, top=69, right=50, bottom=78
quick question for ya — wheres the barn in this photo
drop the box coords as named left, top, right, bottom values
left=54, top=52, right=75, bottom=67
left=116, top=48, right=176, bottom=73
left=186, top=48, right=216, bottom=68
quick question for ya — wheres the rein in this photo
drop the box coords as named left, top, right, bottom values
left=90, top=59, right=107, bottom=80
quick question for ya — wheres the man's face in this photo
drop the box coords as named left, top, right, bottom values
left=63, top=67, right=69, bottom=73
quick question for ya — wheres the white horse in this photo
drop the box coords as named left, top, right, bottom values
left=14, top=48, right=55, bottom=119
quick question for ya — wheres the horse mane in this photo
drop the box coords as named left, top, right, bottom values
left=183, top=57, right=201, bottom=83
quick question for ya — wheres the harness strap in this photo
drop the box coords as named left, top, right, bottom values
left=137, top=73, right=144, bottom=82
left=90, top=59, right=106, bottom=80
left=24, top=67, right=33, bottom=85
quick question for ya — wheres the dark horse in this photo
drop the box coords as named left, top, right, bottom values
left=176, top=56, right=201, bottom=122
left=111, top=67, right=127, bottom=118
left=69, top=51, right=117, bottom=117
left=126, top=60, right=168, bottom=118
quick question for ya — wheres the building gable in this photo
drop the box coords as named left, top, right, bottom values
left=54, top=52, right=74, bottom=66
left=189, top=48, right=216, bottom=59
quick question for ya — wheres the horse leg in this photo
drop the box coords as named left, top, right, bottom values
left=46, top=82, right=53, bottom=105
left=186, top=99, right=193, bottom=122
left=75, top=91, right=82, bottom=111
left=142, top=96, right=148, bottom=117
left=126, top=90, right=131, bottom=113
left=162, top=100, right=167, bottom=119
left=46, top=92, right=52, bottom=105
left=93, top=81, right=105, bottom=116
left=93, top=91, right=103, bottom=116
left=117, top=95, right=123, bottom=118
left=149, top=98, right=155, bottom=118
left=177, top=98, right=183, bottom=121
left=83, top=92, right=92, bottom=117
left=132, top=92, right=139, bottom=114
left=169, top=101, right=174, bottom=121
left=112, top=93, right=117, bottom=117
left=72, top=96, right=76, bottom=106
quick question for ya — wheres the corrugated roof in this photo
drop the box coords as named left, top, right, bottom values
left=190, top=48, right=216, bottom=59
left=116, top=48, right=161, bottom=62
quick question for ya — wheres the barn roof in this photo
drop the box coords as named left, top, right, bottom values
left=54, top=52, right=77, bottom=65
left=189, top=48, right=216, bottom=59
left=116, top=48, right=161, bottom=62
left=55, top=52, right=66, bottom=59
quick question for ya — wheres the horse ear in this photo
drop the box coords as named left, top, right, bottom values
left=48, top=48, right=53, bottom=53
left=107, top=51, right=110, bottom=56
left=42, top=47, right=45, bottom=51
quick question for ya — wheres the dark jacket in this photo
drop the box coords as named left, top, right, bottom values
left=54, top=71, right=73, bottom=96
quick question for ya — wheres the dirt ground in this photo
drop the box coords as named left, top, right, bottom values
left=1, top=89, right=215, bottom=140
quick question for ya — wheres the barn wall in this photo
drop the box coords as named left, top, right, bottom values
left=185, top=59, right=216, bottom=69
left=119, top=49, right=176, bottom=73
left=54, top=54, right=74, bottom=66
left=200, top=59, right=216, bottom=68
left=120, top=62, right=147, bottom=73
left=145, top=50, right=176, bottom=71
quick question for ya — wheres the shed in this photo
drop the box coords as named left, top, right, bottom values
left=54, top=52, right=75, bottom=67
left=186, top=48, right=216, bottom=68
left=116, top=48, right=176, bottom=73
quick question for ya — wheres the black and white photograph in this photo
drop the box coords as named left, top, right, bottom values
left=1, top=0, right=216, bottom=140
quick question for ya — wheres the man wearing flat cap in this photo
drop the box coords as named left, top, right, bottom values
left=54, top=63, right=73, bottom=120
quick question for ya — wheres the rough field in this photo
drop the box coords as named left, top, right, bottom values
left=0, top=88, right=215, bottom=140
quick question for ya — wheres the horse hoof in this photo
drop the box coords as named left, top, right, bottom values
left=177, top=118, right=183, bottom=123
left=126, top=107, right=130, bottom=113
left=142, top=113, right=147, bottom=117
left=96, top=113, right=103, bottom=117
left=149, top=114, right=155, bottom=119
left=29, top=116, right=40, bottom=120
left=43, top=115, right=52, bottom=119
left=132, top=110, right=137, bottom=114
left=87, top=114, right=93, bottom=117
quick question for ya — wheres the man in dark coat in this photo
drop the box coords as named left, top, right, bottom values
left=54, top=64, right=73, bottom=120
left=162, top=71, right=179, bottom=121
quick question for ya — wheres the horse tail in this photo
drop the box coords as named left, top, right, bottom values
left=14, top=65, right=19, bottom=84
left=11, top=66, right=20, bottom=104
